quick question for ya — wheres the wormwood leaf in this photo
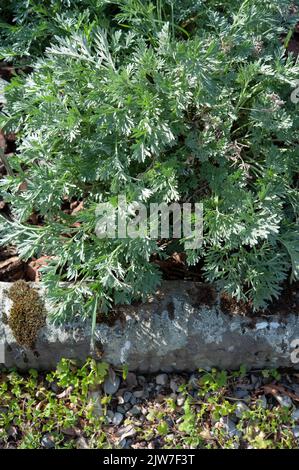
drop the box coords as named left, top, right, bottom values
left=279, top=232, right=299, bottom=282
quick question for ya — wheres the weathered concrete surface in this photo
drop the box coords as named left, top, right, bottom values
left=0, top=281, right=299, bottom=371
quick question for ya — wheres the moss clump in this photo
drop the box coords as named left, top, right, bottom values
left=8, top=280, right=46, bottom=349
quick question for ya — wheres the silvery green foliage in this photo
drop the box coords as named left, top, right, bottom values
left=0, top=0, right=298, bottom=321
left=0, top=0, right=108, bottom=61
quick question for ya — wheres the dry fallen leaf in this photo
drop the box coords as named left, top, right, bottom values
left=263, top=383, right=299, bottom=402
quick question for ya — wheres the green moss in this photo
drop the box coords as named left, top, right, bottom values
left=8, top=281, right=46, bottom=349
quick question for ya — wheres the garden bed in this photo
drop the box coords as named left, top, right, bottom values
left=0, top=2, right=299, bottom=373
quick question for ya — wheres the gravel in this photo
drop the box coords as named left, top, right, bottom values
left=3, top=367, right=299, bottom=450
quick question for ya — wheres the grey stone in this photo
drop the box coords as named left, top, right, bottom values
left=138, top=376, right=146, bottom=386
left=130, top=395, right=137, bottom=405
left=113, top=412, right=124, bottom=426
left=125, top=372, right=137, bottom=388
left=170, top=379, right=179, bottom=393
left=76, top=437, right=89, bottom=449
left=133, top=390, right=144, bottom=398
left=292, top=409, right=299, bottom=422
left=234, top=388, right=250, bottom=401
left=156, top=373, right=168, bottom=386
left=103, top=375, right=120, bottom=395
left=292, top=426, right=299, bottom=439
left=177, top=394, right=185, bottom=406
left=130, top=405, right=141, bottom=416
left=106, top=410, right=114, bottom=422
left=117, top=405, right=126, bottom=414
left=118, top=438, right=127, bottom=449
left=41, top=434, right=55, bottom=449
left=117, top=395, right=125, bottom=405
left=234, top=401, right=250, bottom=418
left=251, top=375, right=260, bottom=386
left=275, top=394, right=293, bottom=408
left=123, top=391, right=133, bottom=402
left=256, top=395, right=267, bottom=409
left=2, top=280, right=299, bottom=372
left=188, top=374, right=199, bottom=389
left=220, top=418, right=242, bottom=438
left=117, top=424, right=137, bottom=440
left=50, top=381, right=59, bottom=393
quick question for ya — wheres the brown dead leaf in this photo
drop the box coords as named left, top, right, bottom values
left=26, top=256, right=52, bottom=282
left=71, top=201, right=84, bottom=215
left=18, top=181, right=28, bottom=192
left=263, top=383, right=299, bottom=402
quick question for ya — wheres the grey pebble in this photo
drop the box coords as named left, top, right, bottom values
left=113, top=412, right=124, bottom=426
left=256, top=395, right=267, bottom=409
left=234, top=401, right=249, bottom=418
left=125, top=372, right=137, bottom=388
left=124, top=391, right=133, bottom=402
left=117, top=405, right=126, bottom=414
left=138, top=376, right=146, bottom=386
left=41, top=434, right=55, bottom=449
left=170, top=379, right=179, bottom=393
left=177, top=394, right=185, bottom=406
left=220, top=417, right=242, bottom=438
left=234, top=389, right=250, bottom=401
left=156, top=374, right=168, bottom=386
left=117, top=424, right=137, bottom=440
left=292, top=426, right=299, bottom=439
left=104, top=375, right=120, bottom=395
left=275, top=394, right=293, bottom=408
left=130, top=395, right=137, bottom=405
left=292, top=409, right=299, bottom=422
left=130, top=405, right=142, bottom=416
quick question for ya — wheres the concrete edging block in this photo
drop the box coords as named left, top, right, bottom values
left=0, top=280, right=299, bottom=371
